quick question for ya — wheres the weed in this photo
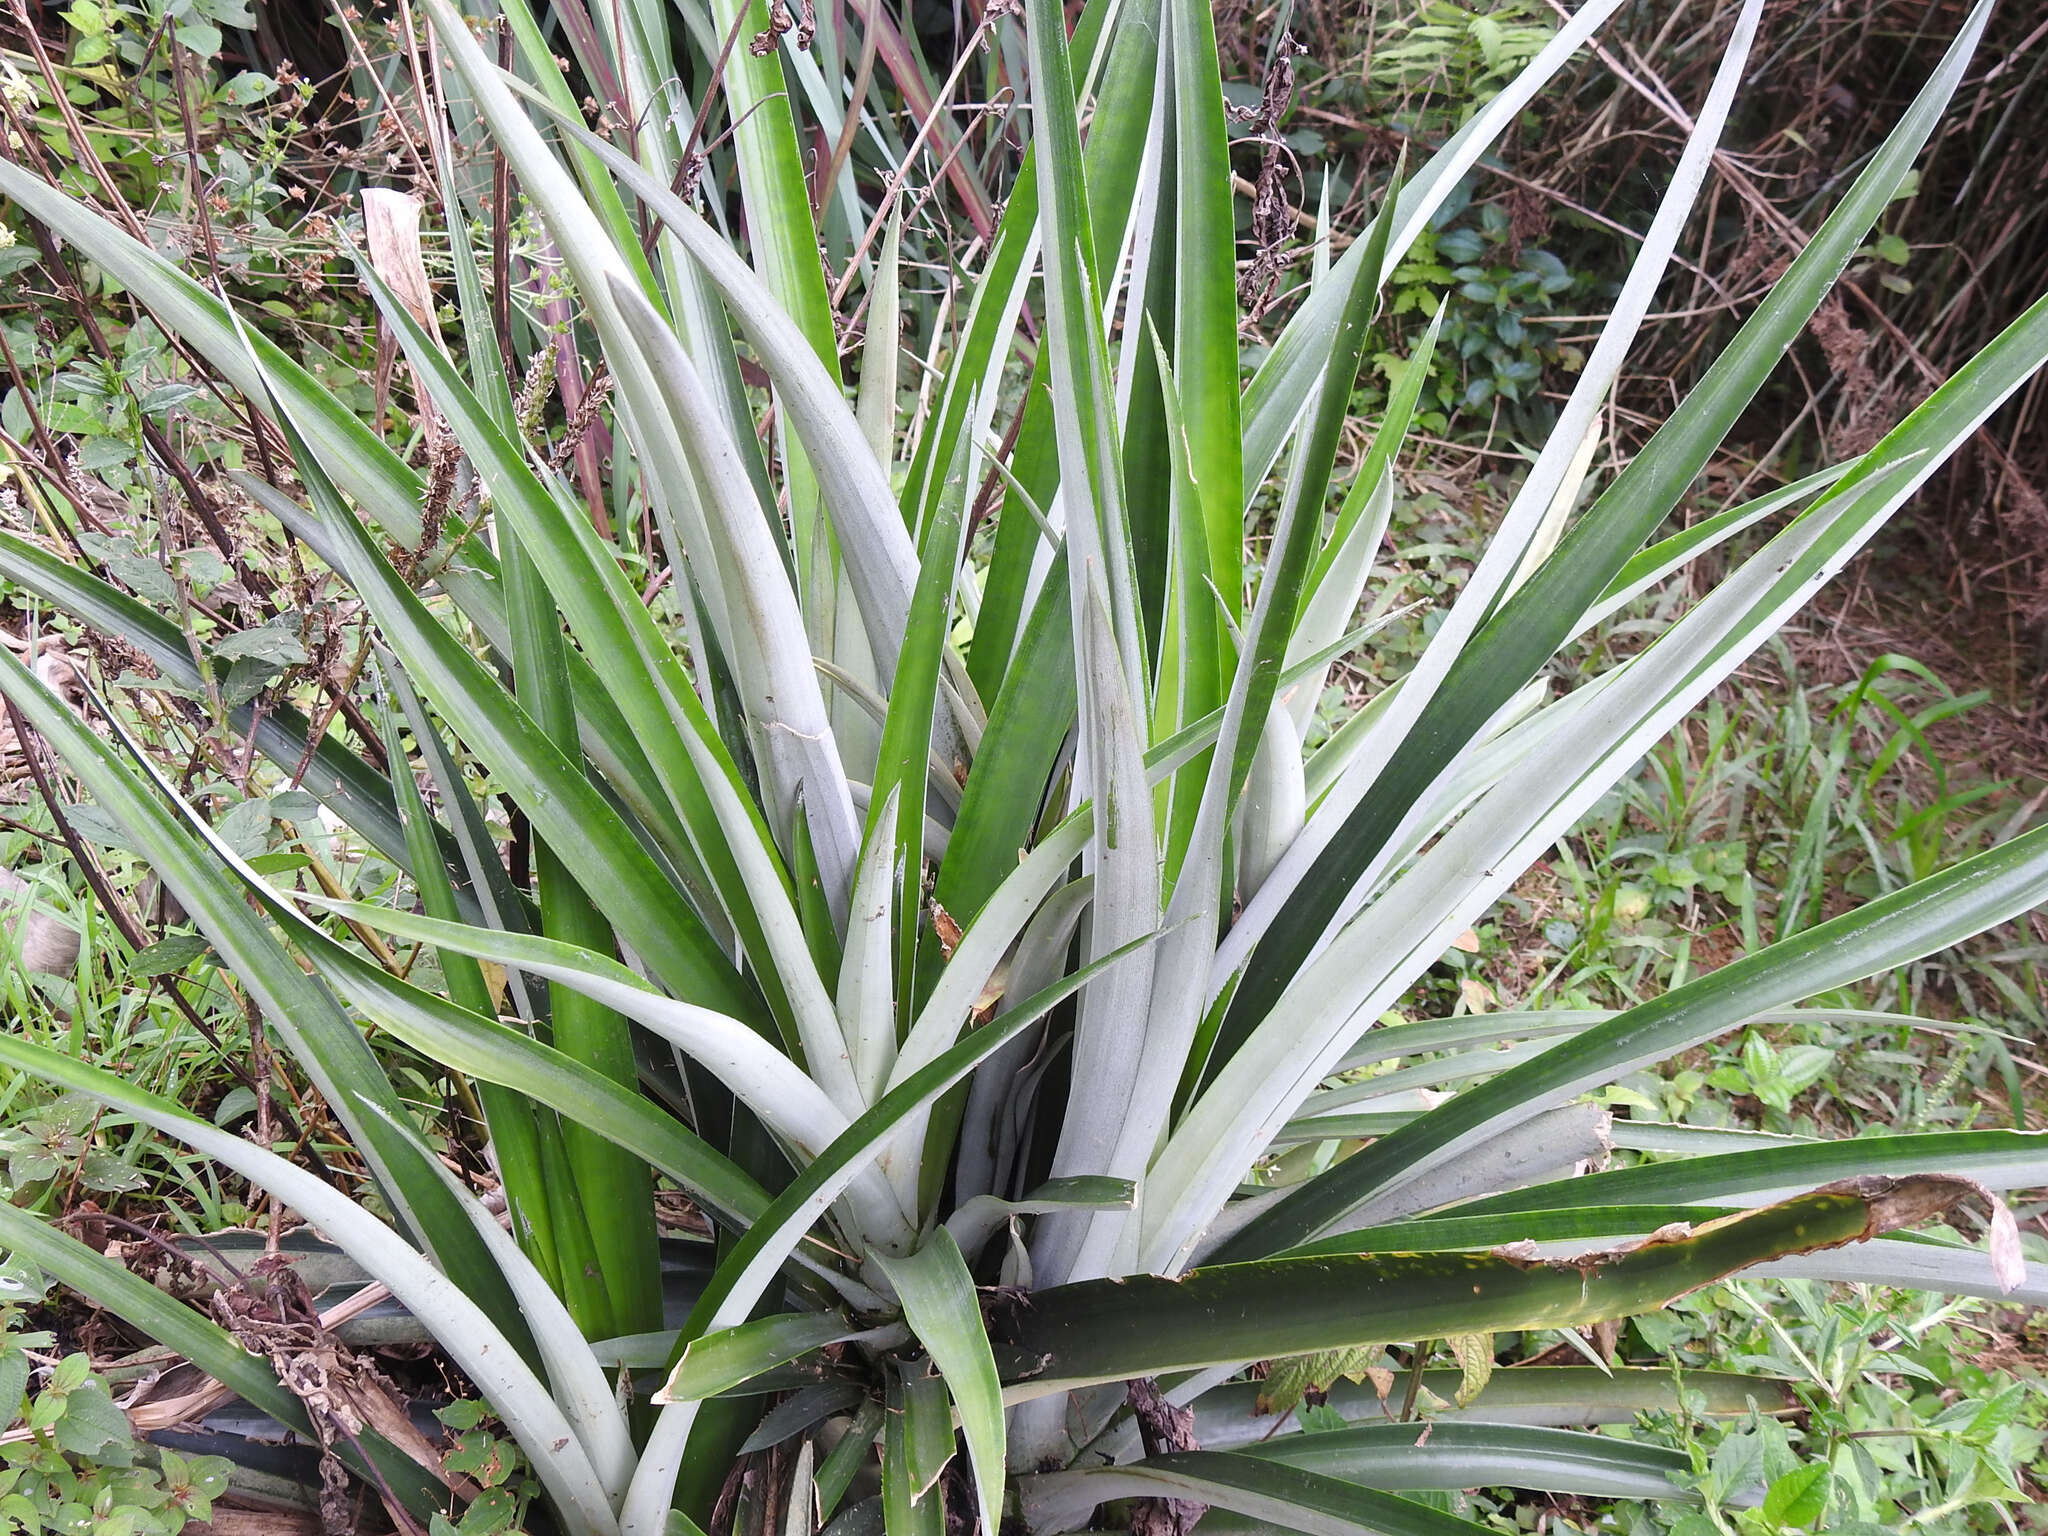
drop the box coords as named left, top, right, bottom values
left=433, top=1400, right=539, bottom=1536
left=0, top=1266, right=234, bottom=1534
left=1626, top=1278, right=2047, bottom=1536
left=1375, top=194, right=1593, bottom=435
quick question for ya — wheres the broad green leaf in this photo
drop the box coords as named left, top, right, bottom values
left=693, top=0, right=838, bottom=371
left=819, top=1400, right=886, bottom=1521
left=1191, top=162, right=1384, bottom=904
left=901, top=1370, right=955, bottom=1501
left=1452, top=1129, right=2048, bottom=1218
left=1179, top=1421, right=1689, bottom=1498
left=964, top=378, right=1057, bottom=695
left=1762, top=1462, right=1832, bottom=1528
left=1163, top=0, right=1242, bottom=625
left=1179, top=1367, right=1794, bottom=1451
left=938, top=550, right=1074, bottom=924
left=1023, top=0, right=1144, bottom=694
left=871, top=408, right=974, bottom=1030
left=664, top=1312, right=869, bottom=1403
left=998, top=1178, right=1970, bottom=1395
left=1150, top=330, right=1223, bottom=890
left=883, top=1371, right=946, bottom=1536
left=874, top=1231, right=1007, bottom=1536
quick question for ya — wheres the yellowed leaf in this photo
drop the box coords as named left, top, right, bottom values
left=1447, top=1333, right=1495, bottom=1408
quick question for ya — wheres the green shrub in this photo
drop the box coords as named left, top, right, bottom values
left=0, top=0, right=2042, bottom=1532
left=0, top=1273, right=231, bottom=1536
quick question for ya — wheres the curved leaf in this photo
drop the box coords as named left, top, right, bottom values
left=1024, top=1450, right=1494, bottom=1536
left=665, top=1312, right=870, bottom=1403
left=1217, top=820, right=2048, bottom=1259
left=1179, top=1367, right=1794, bottom=1451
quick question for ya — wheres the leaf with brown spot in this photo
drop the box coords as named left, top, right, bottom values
left=993, top=1177, right=1983, bottom=1392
